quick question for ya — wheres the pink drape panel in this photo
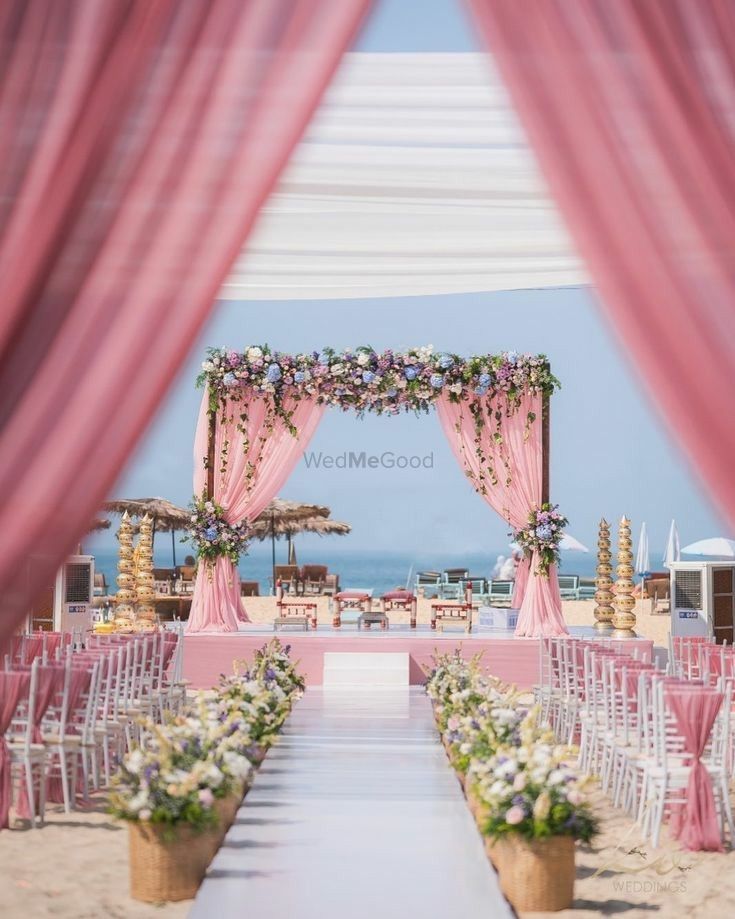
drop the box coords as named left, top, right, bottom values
left=0, top=671, right=31, bottom=828
left=186, top=392, right=325, bottom=632
left=436, top=392, right=566, bottom=637
left=0, top=0, right=371, bottom=642
left=467, top=0, right=735, bottom=529
left=665, top=688, right=724, bottom=852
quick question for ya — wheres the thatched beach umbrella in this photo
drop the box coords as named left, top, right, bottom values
left=250, top=507, right=349, bottom=585
left=103, top=497, right=191, bottom=567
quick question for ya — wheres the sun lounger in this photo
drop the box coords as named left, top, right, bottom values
left=415, top=571, right=442, bottom=598
left=558, top=575, right=580, bottom=601
left=487, top=579, right=514, bottom=606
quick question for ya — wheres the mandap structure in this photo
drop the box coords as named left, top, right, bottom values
left=185, top=345, right=568, bottom=638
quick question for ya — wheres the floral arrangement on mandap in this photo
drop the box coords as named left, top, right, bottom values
left=513, top=503, right=568, bottom=577
left=425, top=651, right=598, bottom=845
left=189, top=495, right=250, bottom=566
left=110, top=640, right=302, bottom=835
left=197, top=345, right=558, bottom=419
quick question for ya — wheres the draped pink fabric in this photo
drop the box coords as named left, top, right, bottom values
left=0, top=671, right=31, bottom=829
left=467, top=0, right=735, bottom=529
left=17, top=664, right=65, bottom=819
left=665, top=688, right=724, bottom=852
left=186, top=391, right=325, bottom=632
left=0, top=0, right=372, bottom=642
left=436, top=392, right=566, bottom=637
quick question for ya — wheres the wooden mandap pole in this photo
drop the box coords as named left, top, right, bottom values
left=206, top=403, right=217, bottom=500
left=541, top=391, right=550, bottom=506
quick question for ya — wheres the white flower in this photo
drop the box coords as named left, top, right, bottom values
left=247, top=347, right=263, bottom=361
left=127, top=789, right=150, bottom=814
left=126, top=749, right=144, bottom=775
left=223, top=751, right=253, bottom=781
left=357, top=352, right=370, bottom=366
left=331, top=363, right=345, bottom=376
left=548, top=769, right=565, bottom=785
left=202, top=360, right=214, bottom=372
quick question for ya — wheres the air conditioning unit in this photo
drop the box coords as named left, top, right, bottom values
left=669, top=561, right=735, bottom=644
left=54, top=555, right=95, bottom=635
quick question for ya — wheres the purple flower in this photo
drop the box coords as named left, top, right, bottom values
left=294, top=371, right=306, bottom=383
left=362, top=370, right=376, bottom=384
left=223, top=372, right=237, bottom=387
left=430, top=373, right=445, bottom=389
left=205, top=526, right=218, bottom=541
left=404, top=367, right=418, bottom=381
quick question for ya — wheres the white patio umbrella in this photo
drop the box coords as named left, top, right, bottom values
left=635, top=521, right=650, bottom=576
left=663, top=519, right=681, bottom=567
left=681, top=537, right=735, bottom=558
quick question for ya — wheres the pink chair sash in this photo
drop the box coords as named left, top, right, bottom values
left=16, top=665, right=65, bottom=818
left=0, top=671, right=31, bottom=828
left=664, top=688, right=724, bottom=852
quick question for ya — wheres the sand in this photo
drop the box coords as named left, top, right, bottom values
left=0, top=598, right=693, bottom=917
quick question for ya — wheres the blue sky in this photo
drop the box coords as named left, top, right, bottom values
left=94, top=0, right=724, bottom=562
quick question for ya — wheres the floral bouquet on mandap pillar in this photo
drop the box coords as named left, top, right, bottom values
left=513, top=503, right=568, bottom=577
left=470, top=730, right=598, bottom=913
left=188, top=495, right=250, bottom=569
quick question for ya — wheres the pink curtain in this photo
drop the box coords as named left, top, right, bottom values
left=467, top=0, right=735, bottom=529
left=0, top=0, right=371, bottom=643
left=437, top=392, right=566, bottom=637
left=186, top=391, right=325, bottom=632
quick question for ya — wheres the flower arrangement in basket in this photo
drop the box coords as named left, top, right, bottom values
left=513, top=503, right=568, bottom=577
left=189, top=495, right=249, bottom=566
left=111, top=641, right=303, bottom=903
left=424, top=652, right=598, bottom=913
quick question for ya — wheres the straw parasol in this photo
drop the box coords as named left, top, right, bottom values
left=103, top=497, right=191, bottom=567
left=88, top=518, right=111, bottom=532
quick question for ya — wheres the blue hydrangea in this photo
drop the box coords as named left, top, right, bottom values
left=474, top=385, right=488, bottom=396
left=535, top=523, right=553, bottom=540
left=506, top=350, right=519, bottom=365
left=387, top=388, right=398, bottom=398
left=438, top=353, right=454, bottom=369
left=430, top=373, right=445, bottom=389
left=362, top=370, right=376, bottom=384
left=223, top=372, right=237, bottom=387
left=204, top=526, right=218, bottom=541
left=266, top=363, right=282, bottom=383
left=294, top=371, right=306, bottom=383
left=318, top=351, right=331, bottom=364
left=478, top=373, right=491, bottom=386
left=404, top=366, right=418, bottom=381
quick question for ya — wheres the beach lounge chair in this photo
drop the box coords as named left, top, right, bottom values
left=153, top=567, right=176, bottom=595
left=240, top=580, right=260, bottom=597
left=176, top=564, right=196, bottom=595
left=578, top=578, right=596, bottom=600
left=462, top=576, right=489, bottom=602
left=273, top=565, right=300, bottom=594
left=324, top=572, right=340, bottom=595
left=415, top=571, right=442, bottom=598
left=439, top=568, right=468, bottom=600
left=488, top=579, right=514, bottom=606
left=301, top=564, right=328, bottom=596
left=558, top=575, right=580, bottom=601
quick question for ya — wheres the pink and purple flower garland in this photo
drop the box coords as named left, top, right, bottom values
left=189, top=496, right=250, bottom=565
left=198, top=345, right=558, bottom=417
left=513, top=503, right=568, bottom=578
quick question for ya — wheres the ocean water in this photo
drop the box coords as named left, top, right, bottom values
left=91, top=546, right=600, bottom=596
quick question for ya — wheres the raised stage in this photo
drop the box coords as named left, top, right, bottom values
left=182, top=623, right=655, bottom=690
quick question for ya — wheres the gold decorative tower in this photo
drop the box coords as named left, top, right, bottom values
left=593, top=518, right=615, bottom=631
left=113, top=511, right=136, bottom=632
left=612, top=515, right=637, bottom=637
left=135, top=514, right=157, bottom=632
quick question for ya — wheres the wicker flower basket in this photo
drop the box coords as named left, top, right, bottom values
left=493, top=834, right=575, bottom=912
left=213, top=784, right=246, bottom=842
left=129, top=822, right=219, bottom=903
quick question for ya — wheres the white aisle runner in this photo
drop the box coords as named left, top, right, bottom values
left=190, top=688, right=512, bottom=919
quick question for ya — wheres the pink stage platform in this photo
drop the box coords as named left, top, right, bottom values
left=182, top=625, right=655, bottom=690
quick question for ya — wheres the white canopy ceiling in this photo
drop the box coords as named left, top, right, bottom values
left=221, top=53, right=587, bottom=302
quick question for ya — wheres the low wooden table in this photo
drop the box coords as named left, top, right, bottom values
left=381, top=590, right=417, bottom=629
left=431, top=585, right=474, bottom=633
left=357, top=609, right=389, bottom=630
left=333, top=590, right=372, bottom=628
